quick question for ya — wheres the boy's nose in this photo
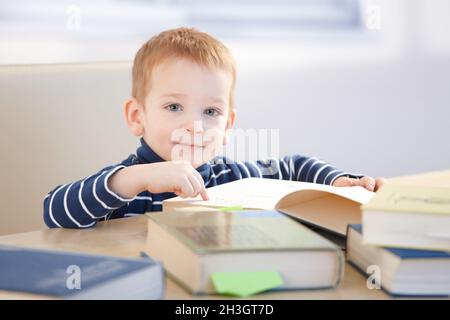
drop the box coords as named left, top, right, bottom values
left=185, top=120, right=204, bottom=134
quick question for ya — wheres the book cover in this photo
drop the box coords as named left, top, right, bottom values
left=0, top=245, right=164, bottom=299
left=362, top=184, right=450, bottom=215
left=147, top=210, right=339, bottom=254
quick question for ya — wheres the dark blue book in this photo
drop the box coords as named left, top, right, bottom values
left=346, top=224, right=450, bottom=297
left=0, top=245, right=164, bottom=299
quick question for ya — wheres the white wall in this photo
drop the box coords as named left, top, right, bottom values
left=230, top=0, right=450, bottom=178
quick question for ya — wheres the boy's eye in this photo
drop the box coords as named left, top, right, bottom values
left=166, top=104, right=182, bottom=112
left=204, top=108, right=220, bottom=117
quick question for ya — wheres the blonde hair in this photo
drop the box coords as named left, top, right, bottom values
left=132, top=27, right=237, bottom=109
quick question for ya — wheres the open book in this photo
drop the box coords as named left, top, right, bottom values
left=162, top=177, right=375, bottom=237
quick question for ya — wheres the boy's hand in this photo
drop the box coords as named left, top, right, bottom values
left=143, top=161, right=209, bottom=200
left=332, top=176, right=386, bottom=192
left=109, top=160, right=209, bottom=200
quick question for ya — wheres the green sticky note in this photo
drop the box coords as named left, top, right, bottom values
left=211, top=271, right=283, bottom=297
left=218, top=205, right=244, bottom=212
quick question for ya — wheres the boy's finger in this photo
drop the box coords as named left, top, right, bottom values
left=190, top=167, right=208, bottom=200
left=374, top=177, right=387, bottom=192
left=187, top=174, right=204, bottom=198
left=200, top=189, right=209, bottom=201
left=192, top=168, right=206, bottom=188
left=360, top=176, right=375, bottom=192
left=333, top=176, right=352, bottom=187
left=179, top=176, right=194, bottom=198
left=342, top=177, right=358, bottom=187
left=191, top=177, right=209, bottom=201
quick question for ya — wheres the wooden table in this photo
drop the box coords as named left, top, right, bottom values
left=1, top=169, right=449, bottom=299
left=0, top=215, right=390, bottom=300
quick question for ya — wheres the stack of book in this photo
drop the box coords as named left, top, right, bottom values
left=347, top=184, right=450, bottom=297
left=152, top=177, right=376, bottom=295
left=156, top=177, right=450, bottom=297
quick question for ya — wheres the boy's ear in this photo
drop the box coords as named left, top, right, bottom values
left=124, top=97, right=145, bottom=137
left=223, top=109, right=236, bottom=145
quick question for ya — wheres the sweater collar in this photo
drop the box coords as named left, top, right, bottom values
left=136, top=138, right=165, bottom=163
left=136, top=138, right=212, bottom=180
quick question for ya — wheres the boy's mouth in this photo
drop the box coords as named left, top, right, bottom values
left=174, top=142, right=205, bottom=149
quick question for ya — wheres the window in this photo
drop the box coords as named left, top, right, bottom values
left=0, top=0, right=374, bottom=64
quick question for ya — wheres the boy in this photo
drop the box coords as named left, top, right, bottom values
left=44, top=28, right=385, bottom=228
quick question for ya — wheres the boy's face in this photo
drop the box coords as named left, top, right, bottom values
left=136, top=58, right=235, bottom=168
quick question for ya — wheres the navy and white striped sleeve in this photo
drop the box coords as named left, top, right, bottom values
left=235, top=155, right=363, bottom=185
left=43, top=165, right=136, bottom=229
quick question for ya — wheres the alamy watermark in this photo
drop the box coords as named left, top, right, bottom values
left=366, top=265, right=382, bottom=290
left=364, top=1, right=381, bottom=30
left=66, top=265, right=81, bottom=290
left=170, top=122, right=281, bottom=175
left=66, top=4, right=81, bottom=31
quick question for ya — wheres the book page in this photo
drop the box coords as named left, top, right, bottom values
left=164, top=178, right=374, bottom=210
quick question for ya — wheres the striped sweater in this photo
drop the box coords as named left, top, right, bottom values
left=43, top=138, right=361, bottom=228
